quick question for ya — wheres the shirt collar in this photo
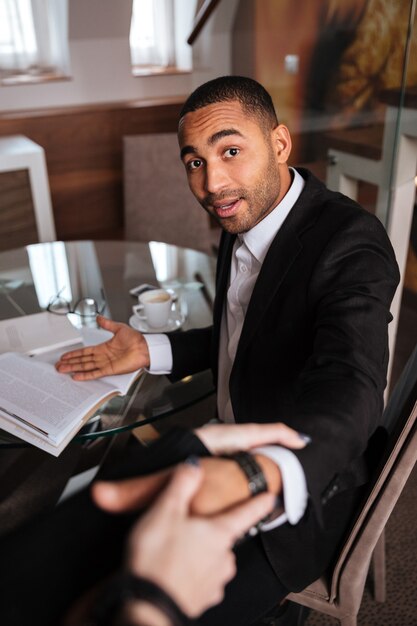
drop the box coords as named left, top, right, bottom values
left=240, top=167, right=305, bottom=265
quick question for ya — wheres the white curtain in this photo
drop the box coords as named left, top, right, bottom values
left=130, top=0, right=176, bottom=68
left=0, top=0, right=69, bottom=75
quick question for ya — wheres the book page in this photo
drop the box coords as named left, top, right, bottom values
left=0, top=312, right=82, bottom=355
left=0, top=412, right=88, bottom=457
left=0, top=353, right=115, bottom=443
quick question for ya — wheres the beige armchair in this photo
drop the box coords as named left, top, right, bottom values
left=288, top=346, right=417, bottom=625
left=123, top=133, right=219, bottom=255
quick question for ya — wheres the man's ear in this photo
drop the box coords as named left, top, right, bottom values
left=272, top=125, right=292, bottom=164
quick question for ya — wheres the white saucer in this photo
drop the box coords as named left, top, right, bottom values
left=129, top=310, right=185, bottom=333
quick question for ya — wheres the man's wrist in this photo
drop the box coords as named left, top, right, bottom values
left=222, top=451, right=268, bottom=495
left=253, top=454, right=282, bottom=495
left=219, top=452, right=282, bottom=498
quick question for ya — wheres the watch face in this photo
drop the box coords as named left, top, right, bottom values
left=224, top=451, right=268, bottom=495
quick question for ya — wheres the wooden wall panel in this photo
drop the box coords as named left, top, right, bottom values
left=0, top=98, right=184, bottom=241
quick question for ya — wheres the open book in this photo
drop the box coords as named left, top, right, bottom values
left=0, top=311, right=82, bottom=355
left=0, top=328, right=143, bottom=456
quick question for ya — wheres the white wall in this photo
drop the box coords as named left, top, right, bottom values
left=0, top=0, right=240, bottom=112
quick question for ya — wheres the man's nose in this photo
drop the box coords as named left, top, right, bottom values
left=204, top=162, right=230, bottom=194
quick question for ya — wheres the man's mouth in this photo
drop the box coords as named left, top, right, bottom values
left=211, top=198, right=242, bottom=219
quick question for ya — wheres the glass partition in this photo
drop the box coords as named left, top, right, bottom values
left=232, top=0, right=417, bottom=392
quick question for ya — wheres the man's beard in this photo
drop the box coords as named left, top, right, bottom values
left=201, top=163, right=281, bottom=234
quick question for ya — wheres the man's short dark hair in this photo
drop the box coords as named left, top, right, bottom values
left=179, top=75, right=278, bottom=130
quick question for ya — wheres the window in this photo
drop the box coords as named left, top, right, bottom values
left=0, top=0, right=69, bottom=84
left=27, top=242, right=72, bottom=310
left=130, top=0, right=195, bottom=75
left=130, top=0, right=175, bottom=70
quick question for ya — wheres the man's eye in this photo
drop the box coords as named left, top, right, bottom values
left=187, top=159, right=202, bottom=171
left=224, top=148, right=239, bottom=158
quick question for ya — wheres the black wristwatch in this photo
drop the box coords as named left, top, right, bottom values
left=221, top=450, right=268, bottom=496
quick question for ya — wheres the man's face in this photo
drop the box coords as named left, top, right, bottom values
left=178, top=101, right=290, bottom=234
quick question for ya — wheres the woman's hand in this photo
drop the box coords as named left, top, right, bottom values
left=55, top=315, right=150, bottom=380
left=125, top=462, right=275, bottom=618
left=194, top=422, right=309, bottom=455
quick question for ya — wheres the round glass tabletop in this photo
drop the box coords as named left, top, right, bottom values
left=0, top=240, right=216, bottom=449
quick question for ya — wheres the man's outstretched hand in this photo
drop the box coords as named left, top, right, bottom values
left=55, top=315, right=150, bottom=380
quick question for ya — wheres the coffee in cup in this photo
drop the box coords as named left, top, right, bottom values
left=132, top=288, right=173, bottom=328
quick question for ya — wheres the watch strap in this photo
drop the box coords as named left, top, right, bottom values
left=222, top=451, right=268, bottom=496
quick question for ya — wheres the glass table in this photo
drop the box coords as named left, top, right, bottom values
left=0, top=240, right=217, bottom=533
left=0, top=239, right=217, bottom=448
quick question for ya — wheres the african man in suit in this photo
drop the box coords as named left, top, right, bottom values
left=55, top=76, right=400, bottom=625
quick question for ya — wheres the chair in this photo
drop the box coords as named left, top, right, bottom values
left=0, top=135, right=56, bottom=252
left=287, top=344, right=417, bottom=626
left=123, top=133, right=219, bottom=255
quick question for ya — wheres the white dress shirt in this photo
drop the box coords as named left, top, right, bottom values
left=144, top=168, right=308, bottom=529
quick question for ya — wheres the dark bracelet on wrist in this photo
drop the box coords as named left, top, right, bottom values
left=221, top=451, right=268, bottom=496
left=92, top=573, right=198, bottom=626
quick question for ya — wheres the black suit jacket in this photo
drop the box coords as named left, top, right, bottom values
left=169, top=168, right=399, bottom=589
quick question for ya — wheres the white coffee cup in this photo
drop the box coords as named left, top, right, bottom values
left=132, top=289, right=173, bottom=329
